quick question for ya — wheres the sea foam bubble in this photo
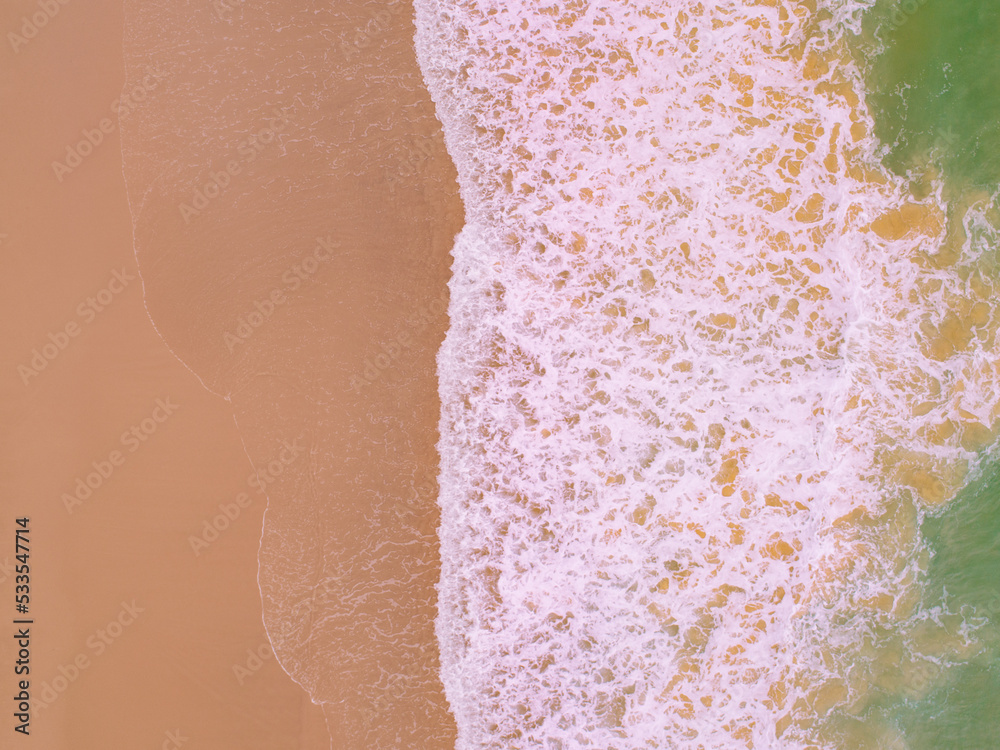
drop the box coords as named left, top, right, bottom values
left=415, top=0, right=1000, bottom=746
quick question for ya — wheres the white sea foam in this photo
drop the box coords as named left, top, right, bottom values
left=415, top=0, right=1000, bottom=746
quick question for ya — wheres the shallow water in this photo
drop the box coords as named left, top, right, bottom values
left=858, top=2, right=1000, bottom=746
left=862, top=0, right=1000, bottom=192
left=118, top=1, right=463, bottom=746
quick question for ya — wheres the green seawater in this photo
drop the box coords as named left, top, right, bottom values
left=897, top=468, right=1000, bottom=749
left=826, top=469, right=1000, bottom=749
left=862, top=0, right=1000, bottom=192
left=855, top=3, right=1000, bottom=746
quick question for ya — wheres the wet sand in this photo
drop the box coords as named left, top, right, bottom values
left=1, top=0, right=459, bottom=747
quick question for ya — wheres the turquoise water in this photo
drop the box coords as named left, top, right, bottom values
left=860, top=3, right=1000, bottom=744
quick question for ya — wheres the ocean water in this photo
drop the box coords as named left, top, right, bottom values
left=414, top=0, right=1000, bottom=747
left=879, top=466, right=1000, bottom=750
left=854, top=3, right=1000, bottom=747
left=861, top=0, right=1000, bottom=192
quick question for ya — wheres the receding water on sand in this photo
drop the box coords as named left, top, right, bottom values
left=119, top=1, right=462, bottom=747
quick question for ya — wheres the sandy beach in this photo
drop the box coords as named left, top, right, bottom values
left=1, top=0, right=461, bottom=747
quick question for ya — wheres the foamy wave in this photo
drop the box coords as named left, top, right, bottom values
left=415, top=0, right=1000, bottom=746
